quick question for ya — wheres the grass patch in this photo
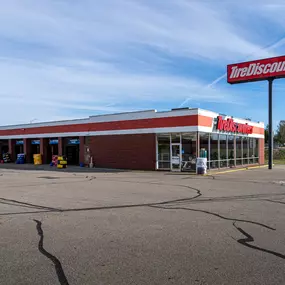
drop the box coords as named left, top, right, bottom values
left=265, top=159, right=285, bottom=165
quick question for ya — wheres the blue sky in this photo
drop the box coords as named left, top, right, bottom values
left=1, top=0, right=285, bottom=128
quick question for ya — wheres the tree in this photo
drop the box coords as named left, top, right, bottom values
left=265, top=124, right=269, bottom=144
left=275, top=121, right=285, bottom=146
left=265, top=124, right=279, bottom=145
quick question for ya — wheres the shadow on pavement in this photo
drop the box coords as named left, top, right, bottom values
left=0, top=163, right=129, bottom=173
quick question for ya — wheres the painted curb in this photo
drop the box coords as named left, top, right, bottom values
left=207, top=164, right=269, bottom=175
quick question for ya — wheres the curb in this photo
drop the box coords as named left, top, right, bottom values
left=207, top=164, right=269, bottom=175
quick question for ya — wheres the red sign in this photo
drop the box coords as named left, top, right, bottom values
left=217, top=116, right=253, bottom=134
left=227, top=55, right=285, bottom=84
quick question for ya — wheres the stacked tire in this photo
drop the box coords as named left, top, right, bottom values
left=33, top=154, right=42, bottom=165
left=52, top=155, right=58, bottom=166
left=2, top=153, right=11, bottom=163
left=16, top=153, right=25, bottom=164
left=57, top=156, right=67, bottom=169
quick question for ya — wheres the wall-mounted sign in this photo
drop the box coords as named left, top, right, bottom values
left=68, top=139, right=80, bottom=145
left=31, top=140, right=40, bottom=145
left=49, top=139, right=58, bottom=145
left=216, top=116, right=253, bottom=134
left=227, top=55, right=285, bottom=84
left=171, top=156, right=180, bottom=165
left=16, top=140, right=23, bottom=145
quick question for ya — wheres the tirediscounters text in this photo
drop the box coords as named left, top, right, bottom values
left=227, top=55, right=285, bottom=84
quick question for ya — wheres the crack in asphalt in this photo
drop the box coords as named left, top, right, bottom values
left=150, top=199, right=281, bottom=261
left=261, top=199, right=285, bottom=206
left=0, top=197, right=60, bottom=211
left=233, top=222, right=285, bottom=260
left=34, top=220, right=69, bottom=285
left=0, top=184, right=201, bottom=216
left=3, top=175, right=284, bottom=217
left=0, top=200, right=42, bottom=210
left=4, top=178, right=94, bottom=189
left=4, top=173, right=283, bottom=283
left=149, top=205, right=275, bottom=230
left=97, top=178, right=202, bottom=193
left=161, top=193, right=285, bottom=206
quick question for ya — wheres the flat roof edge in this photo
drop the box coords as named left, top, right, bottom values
left=89, top=109, right=157, bottom=118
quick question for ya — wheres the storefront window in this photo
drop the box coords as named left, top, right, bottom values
left=171, top=134, right=180, bottom=144
left=219, top=134, right=227, bottom=168
left=249, top=138, right=255, bottom=164
left=157, top=134, right=170, bottom=169
left=157, top=131, right=260, bottom=171
left=181, top=133, right=197, bottom=172
left=248, top=138, right=259, bottom=164
left=254, top=139, right=259, bottom=163
left=199, top=133, right=210, bottom=169
left=242, top=137, right=249, bottom=165
left=236, top=136, right=242, bottom=166
left=210, top=134, right=219, bottom=169
left=228, top=136, right=235, bottom=167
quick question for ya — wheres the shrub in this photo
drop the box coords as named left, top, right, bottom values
left=265, top=148, right=285, bottom=160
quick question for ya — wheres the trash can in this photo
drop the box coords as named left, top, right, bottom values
left=196, top=157, right=207, bottom=175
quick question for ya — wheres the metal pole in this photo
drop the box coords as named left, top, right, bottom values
left=268, top=79, right=274, bottom=170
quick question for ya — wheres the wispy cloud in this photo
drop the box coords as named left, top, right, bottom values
left=0, top=0, right=284, bottom=125
left=0, top=57, right=237, bottom=109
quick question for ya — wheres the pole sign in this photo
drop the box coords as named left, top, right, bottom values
left=227, top=55, right=283, bottom=170
left=227, top=55, right=285, bottom=84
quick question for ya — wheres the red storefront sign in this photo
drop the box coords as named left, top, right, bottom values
left=227, top=55, right=285, bottom=84
left=217, top=116, right=253, bottom=134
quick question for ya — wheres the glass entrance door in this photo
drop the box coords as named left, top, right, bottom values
left=171, top=143, right=181, bottom=171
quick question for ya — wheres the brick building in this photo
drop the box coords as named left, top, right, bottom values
left=0, top=108, right=264, bottom=171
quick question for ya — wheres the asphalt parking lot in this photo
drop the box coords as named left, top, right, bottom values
left=1, top=166, right=285, bottom=285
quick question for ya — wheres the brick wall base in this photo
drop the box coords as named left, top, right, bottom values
left=259, top=138, right=265, bottom=164
left=88, top=134, right=156, bottom=170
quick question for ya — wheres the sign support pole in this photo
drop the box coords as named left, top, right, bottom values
left=268, top=79, right=274, bottom=170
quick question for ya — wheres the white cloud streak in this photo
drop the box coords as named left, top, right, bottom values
left=0, top=0, right=283, bottom=124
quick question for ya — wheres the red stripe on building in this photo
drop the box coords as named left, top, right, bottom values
left=252, top=126, right=264, bottom=135
left=0, top=115, right=200, bottom=136
left=0, top=115, right=264, bottom=137
left=198, top=116, right=213, bottom=127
